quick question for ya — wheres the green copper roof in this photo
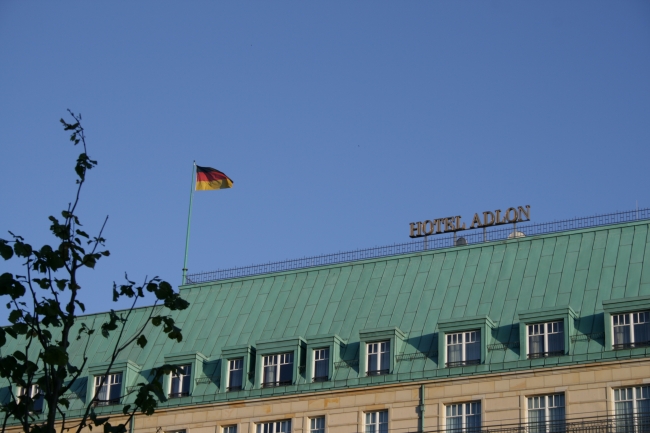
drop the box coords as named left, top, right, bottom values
left=3, top=220, right=650, bottom=416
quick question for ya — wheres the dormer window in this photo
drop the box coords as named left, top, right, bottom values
left=18, top=384, right=44, bottom=413
left=169, top=364, right=192, bottom=398
left=94, top=373, right=122, bottom=406
left=313, top=348, right=329, bottom=382
left=527, top=321, right=564, bottom=358
left=263, top=353, right=293, bottom=387
left=446, top=331, right=480, bottom=367
left=255, top=337, right=305, bottom=390
left=367, top=341, right=390, bottom=376
left=359, top=327, right=405, bottom=378
left=518, top=307, right=575, bottom=361
left=228, top=359, right=243, bottom=391
left=612, top=311, right=650, bottom=349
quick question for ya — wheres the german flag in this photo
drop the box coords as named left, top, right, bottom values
left=196, top=165, right=234, bottom=191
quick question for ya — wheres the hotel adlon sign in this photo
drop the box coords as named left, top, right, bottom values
left=409, top=205, right=531, bottom=238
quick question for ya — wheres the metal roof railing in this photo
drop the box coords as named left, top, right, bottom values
left=185, top=208, right=650, bottom=284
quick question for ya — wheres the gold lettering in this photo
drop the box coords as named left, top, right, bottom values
left=518, top=205, right=531, bottom=221
left=423, top=220, right=435, bottom=235
left=409, top=222, right=422, bottom=238
left=483, top=211, right=495, bottom=226
left=444, top=217, right=455, bottom=232
left=470, top=213, right=482, bottom=229
left=505, top=207, right=518, bottom=223
left=495, top=209, right=503, bottom=224
left=455, top=215, right=466, bottom=230
left=434, top=219, right=443, bottom=234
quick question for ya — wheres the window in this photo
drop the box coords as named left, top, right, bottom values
left=446, top=402, right=481, bottom=433
left=263, top=353, right=293, bottom=387
left=94, top=373, right=122, bottom=406
left=169, top=364, right=192, bottom=398
left=313, top=348, right=329, bottom=382
left=446, top=331, right=480, bottom=367
left=365, top=410, right=388, bottom=433
left=367, top=341, right=390, bottom=375
left=228, top=359, right=243, bottom=391
left=612, top=312, right=650, bottom=349
left=310, top=417, right=325, bottom=433
left=614, top=386, right=650, bottom=433
left=223, top=426, right=237, bottom=433
left=528, top=394, right=565, bottom=433
left=18, top=384, right=44, bottom=413
left=257, top=420, right=291, bottom=433
left=528, top=322, right=564, bottom=358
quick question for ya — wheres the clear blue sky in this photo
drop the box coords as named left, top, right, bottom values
left=1, top=2, right=649, bottom=319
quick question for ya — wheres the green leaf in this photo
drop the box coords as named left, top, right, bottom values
left=13, top=323, right=28, bottom=335
left=82, top=254, right=97, bottom=269
left=42, top=346, right=68, bottom=366
left=0, top=240, right=13, bottom=260
left=0, top=273, right=26, bottom=299
left=13, top=241, right=33, bottom=257
left=136, top=335, right=147, bottom=348
left=8, top=309, right=22, bottom=324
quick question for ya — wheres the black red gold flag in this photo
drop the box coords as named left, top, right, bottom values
left=195, top=166, right=233, bottom=191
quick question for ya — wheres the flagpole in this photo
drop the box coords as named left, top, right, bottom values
left=182, top=161, right=196, bottom=285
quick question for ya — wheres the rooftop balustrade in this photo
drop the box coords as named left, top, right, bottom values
left=186, top=208, right=650, bottom=284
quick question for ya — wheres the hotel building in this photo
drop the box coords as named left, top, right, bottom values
left=3, top=211, right=650, bottom=433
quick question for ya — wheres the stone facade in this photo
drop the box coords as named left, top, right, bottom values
left=106, top=358, right=650, bottom=433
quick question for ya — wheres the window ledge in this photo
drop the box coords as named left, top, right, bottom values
left=528, top=351, right=564, bottom=359
left=261, top=381, right=292, bottom=388
left=613, top=341, right=650, bottom=350
left=445, top=359, right=480, bottom=368
left=93, top=400, right=121, bottom=407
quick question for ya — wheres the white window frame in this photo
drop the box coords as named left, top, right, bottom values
left=527, top=321, right=564, bottom=358
left=310, top=417, right=325, bottom=433
left=262, top=353, right=293, bottom=387
left=223, top=426, right=237, bottom=433
left=228, top=358, right=244, bottom=391
left=445, top=402, right=481, bottom=433
left=446, top=331, right=480, bottom=367
left=17, top=384, right=44, bottom=413
left=169, top=364, right=192, bottom=398
left=612, top=311, right=650, bottom=349
left=527, top=394, right=565, bottom=433
left=614, top=386, right=650, bottom=429
left=312, top=348, right=329, bottom=382
left=366, top=341, right=390, bottom=375
left=256, top=420, right=291, bottom=433
left=365, top=410, right=388, bottom=433
left=94, top=372, right=122, bottom=406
